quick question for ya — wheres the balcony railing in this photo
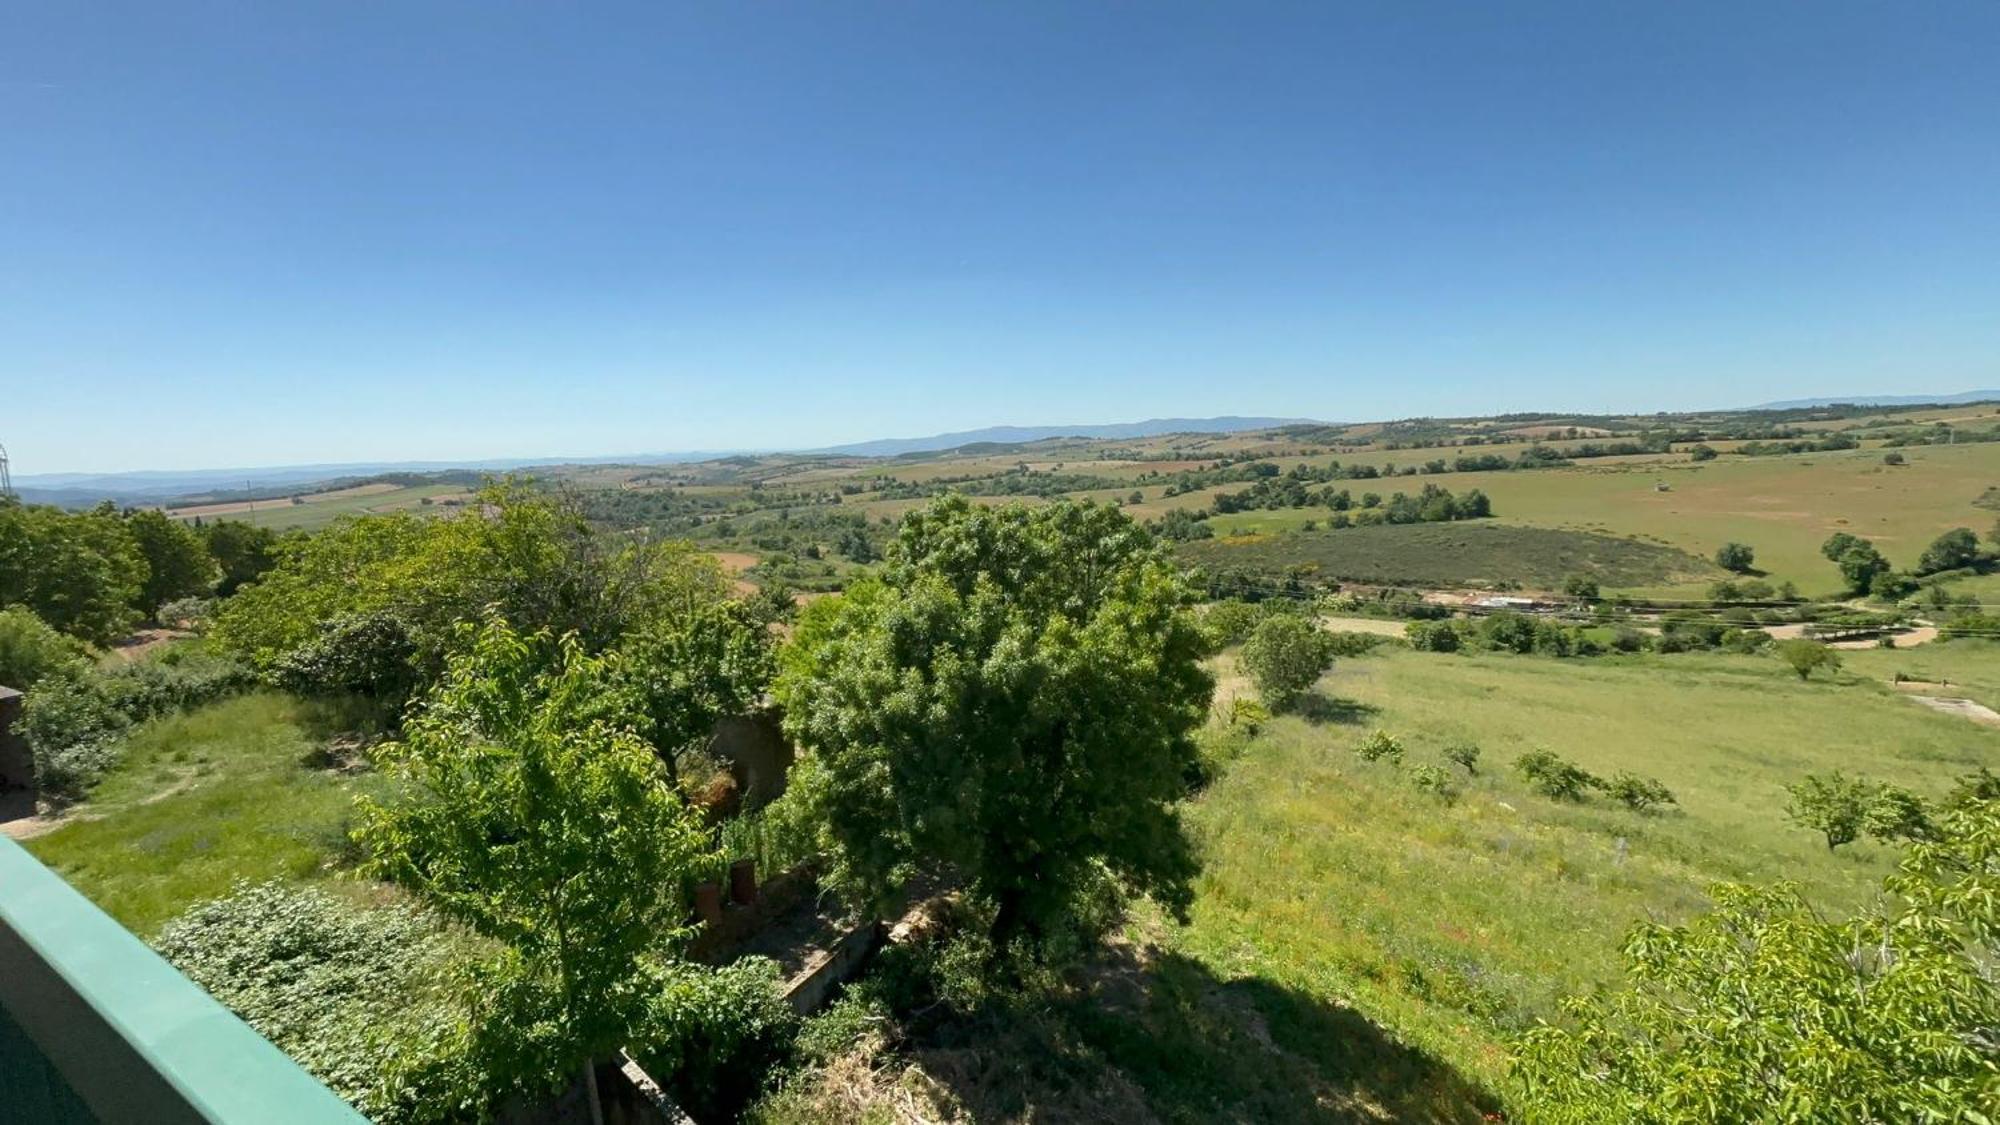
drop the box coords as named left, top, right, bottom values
left=0, top=836, right=364, bottom=1124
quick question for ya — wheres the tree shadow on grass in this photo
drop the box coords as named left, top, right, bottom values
left=1294, top=692, right=1380, bottom=727
left=905, top=945, right=1498, bottom=1124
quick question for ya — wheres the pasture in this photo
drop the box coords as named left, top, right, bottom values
left=1168, top=642, right=1998, bottom=1100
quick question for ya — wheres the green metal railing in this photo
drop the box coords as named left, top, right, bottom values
left=0, top=836, right=364, bottom=1124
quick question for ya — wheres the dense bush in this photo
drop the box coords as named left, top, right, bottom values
left=1408, top=763, right=1456, bottom=802
left=18, top=672, right=130, bottom=801
left=1354, top=729, right=1404, bottom=764
left=1514, top=749, right=1599, bottom=801
left=1406, top=619, right=1462, bottom=652
left=152, top=881, right=451, bottom=1121
left=0, top=605, right=89, bottom=691
left=272, top=610, right=422, bottom=710
left=633, top=958, right=797, bottom=1122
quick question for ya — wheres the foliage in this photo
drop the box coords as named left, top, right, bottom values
left=355, top=617, right=715, bottom=1108
left=1240, top=613, right=1338, bottom=710
left=633, top=957, right=797, bottom=1121
left=1562, top=574, right=1600, bottom=600
left=153, top=881, right=452, bottom=1120
left=22, top=645, right=256, bottom=802
left=1860, top=784, right=1937, bottom=844
left=1714, top=541, right=1755, bottom=573
left=1785, top=772, right=1874, bottom=850
left=1443, top=741, right=1481, bottom=774
left=0, top=499, right=147, bottom=644
left=775, top=495, right=1212, bottom=962
left=1916, top=527, right=1982, bottom=576
left=610, top=599, right=774, bottom=777
left=272, top=610, right=422, bottom=710
left=19, top=671, right=131, bottom=801
left=0, top=604, right=89, bottom=691
left=1514, top=749, right=1599, bottom=801
left=1354, top=729, right=1405, bottom=764
left=1407, top=763, right=1456, bottom=802
left=214, top=483, right=731, bottom=676
left=1774, top=638, right=1841, bottom=681
left=1406, top=619, right=1462, bottom=652
left=1822, top=533, right=1891, bottom=596
left=1512, top=795, right=2000, bottom=1123
left=1602, top=772, right=1677, bottom=813
left=1202, top=599, right=1266, bottom=648
left=124, top=508, right=220, bottom=618
left=202, top=520, right=281, bottom=595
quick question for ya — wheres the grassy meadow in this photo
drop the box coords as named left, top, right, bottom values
left=1158, top=643, right=1997, bottom=1106
left=23, top=692, right=382, bottom=935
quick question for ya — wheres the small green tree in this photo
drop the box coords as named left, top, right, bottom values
left=1603, top=772, right=1677, bottom=813
left=1785, top=771, right=1874, bottom=849
left=1714, top=542, right=1755, bottom=574
left=356, top=618, right=713, bottom=1111
left=1408, top=763, right=1456, bottom=803
left=1515, top=749, right=1599, bottom=801
left=1775, top=638, right=1841, bottom=681
left=1561, top=574, right=1600, bottom=601
left=1240, top=613, right=1337, bottom=711
left=1443, top=741, right=1481, bottom=775
left=0, top=606, right=89, bottom=691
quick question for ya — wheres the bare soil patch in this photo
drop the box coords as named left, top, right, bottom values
left=1904, top=694, right=2000, bottom=728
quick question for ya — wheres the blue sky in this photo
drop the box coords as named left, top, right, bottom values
left=6, top=2, right=1998, bottom=473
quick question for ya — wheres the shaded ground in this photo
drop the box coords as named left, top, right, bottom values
left=766, top=942, right=1494, bottom=1124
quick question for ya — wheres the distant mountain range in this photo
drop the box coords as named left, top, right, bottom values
left=811, top=416, right=1314, bottom=458
left=10, top=416, right=1309, bottom=506
left=1755, top=390, right=2000, bottom=410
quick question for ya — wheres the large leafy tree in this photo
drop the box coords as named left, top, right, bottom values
left=0, top=499, right=147, bottom=645
left=355, top=618, right=713, bottom=1109
left=123, top=508, right=219, bottom=619
left=1513, top=788, right=2000, bottom=1122
left=201, top=520, right=279, bottom=596
left=776, top=495, right=1213, bottom=958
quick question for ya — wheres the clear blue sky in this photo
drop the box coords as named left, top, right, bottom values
left=7, top=2, right=1998, bottom=474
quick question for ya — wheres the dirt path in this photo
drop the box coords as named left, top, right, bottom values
left=0, top=789, right=63, bottom=841
left=1763, top=623, right=1938, bottom=649
left=1904, top=694, right=2000, bottom=728
left=1316, top=615, right=1412, bottom=638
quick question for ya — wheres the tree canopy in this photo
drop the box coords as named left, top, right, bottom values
left=775, top=495, right=1212, bottom=961
left=355, top=617, right=714, bottom=1108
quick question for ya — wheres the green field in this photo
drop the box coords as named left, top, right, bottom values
left=1179, top=522, right=1717, bottom=590
left=1162, top=642, right=1997, bottom=1105
left=24, top=692, right=381, bottom=935
left=168, top=482, right=473, bottom=532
